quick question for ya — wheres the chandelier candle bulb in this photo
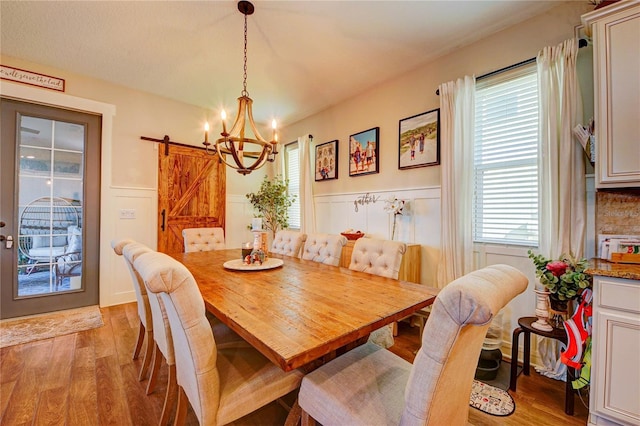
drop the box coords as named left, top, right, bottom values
left=221, top=110, right=227, bottom=134
left=204, top=122, right=209, bottom=143
left=272, top=119, right=277, bottom=141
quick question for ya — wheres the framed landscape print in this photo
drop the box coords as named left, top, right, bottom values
left=398, top=108, right=440, bottom=169
left=315, top=139, right=338, bottom=181
left=349, top=127, right=379, bottom=177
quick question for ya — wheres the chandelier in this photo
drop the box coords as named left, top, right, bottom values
left=203, top=0, right=279, bottom=175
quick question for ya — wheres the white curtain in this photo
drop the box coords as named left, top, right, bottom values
left=298, top=135, right=316, bottom=234
left=436, top=75, right=476, bottom=288
left=536, top=38, right=585, bottom=380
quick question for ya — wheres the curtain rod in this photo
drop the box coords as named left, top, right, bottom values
left=435, top=39, right=588, bottom=96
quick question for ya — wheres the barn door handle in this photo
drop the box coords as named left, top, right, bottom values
left=161, top=209, right=166, bottom=232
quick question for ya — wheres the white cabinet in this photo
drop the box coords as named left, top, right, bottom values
left=583, top=2, right=640, bottom=188
left=589, top=275, right=640, bottom=426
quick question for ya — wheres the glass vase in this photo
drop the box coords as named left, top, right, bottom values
left=549, top=296, right=569, bottom=330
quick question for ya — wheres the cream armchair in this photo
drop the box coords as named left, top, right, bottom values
left=301, top=233, right=347, bottom=266
left=182, top=227, right=226, bottom=252
left=54, top=225, right=83, bottom=288
left=134, top=251, right=303, bottom=425
left=271, top=230, right=307, bottom=257
left=299, top=264, right=528, bottom=426
left=348, top=237, right=406, bottom=348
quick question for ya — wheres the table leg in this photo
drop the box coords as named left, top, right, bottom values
left=523, top=330, right=531, bottom=376
left=510, top=327, right=523, bottom=391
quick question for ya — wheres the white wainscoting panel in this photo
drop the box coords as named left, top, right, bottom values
left=314, top=187, right=441, bottom=285
left=100, top=187, right=156, bottom=307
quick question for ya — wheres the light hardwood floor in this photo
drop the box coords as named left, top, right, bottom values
left=0, top=303, right=589, bottom=425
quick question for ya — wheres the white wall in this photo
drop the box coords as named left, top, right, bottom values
left=280, top=1, right=594, bottom=365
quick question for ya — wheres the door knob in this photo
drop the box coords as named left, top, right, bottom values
left=0, top=221, right=5, bottom=228
left=1, top=235, right=12, bottom=249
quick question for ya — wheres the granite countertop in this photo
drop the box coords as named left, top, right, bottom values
left=586, top=259, right=640, bottom=281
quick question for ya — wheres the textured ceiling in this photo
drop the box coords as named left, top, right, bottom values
left=1, top=1, right=561, bottom=126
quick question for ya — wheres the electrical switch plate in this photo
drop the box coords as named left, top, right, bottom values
left=119, top=209, right=136, bottom=219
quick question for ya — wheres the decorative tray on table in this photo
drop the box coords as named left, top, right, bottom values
left=223, top=258, right=284, bottom=271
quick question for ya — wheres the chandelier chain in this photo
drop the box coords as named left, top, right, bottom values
left=203, top=1, right=276, bottom=175
left=242, top=12, right=248, bottom=97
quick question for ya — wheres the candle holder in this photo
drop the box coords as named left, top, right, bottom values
left=531, top=288, right=554, bottom=332
left=252, top=230, right=269, bottom=257
left=241, top=242, right=253, bottom=259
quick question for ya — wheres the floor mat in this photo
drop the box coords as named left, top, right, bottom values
left=469, top=379, right=516, bottom=416
left=0, top=305, right=103, bottom=348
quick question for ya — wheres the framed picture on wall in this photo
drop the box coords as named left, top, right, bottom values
left=349, top=127, right=379, bottom=177
left=315, top=139, right=339, bottom=181
left=398, top=108, right=440, bottom=169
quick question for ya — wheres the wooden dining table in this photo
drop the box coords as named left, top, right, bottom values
left=169, top=249, right=438, bottom=373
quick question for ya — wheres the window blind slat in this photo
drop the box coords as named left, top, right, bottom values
left=473, top=64, right=539, bottom=246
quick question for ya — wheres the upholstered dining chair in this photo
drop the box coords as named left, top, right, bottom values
left=299, top=264, right=528, bottom=426
left=348, top=237, right=406, bottom=348
left=121, top=240, right=180, bottom=425
left=111, top=239, right=154, bottom=381
left=134, top=250, right=304, bottom=426
left=271, top=230, right=307, bottom=257
left=301, top=233, right=347, bottom=266
left=182, top=227, right=226, bottom=252
left=115, top=239, right=246, bottom=426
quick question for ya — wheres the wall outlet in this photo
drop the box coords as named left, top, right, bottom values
left=119, top=209, right=136, bottom=219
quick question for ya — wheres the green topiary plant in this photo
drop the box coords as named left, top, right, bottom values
left=246, top=175, right=296, bottom=239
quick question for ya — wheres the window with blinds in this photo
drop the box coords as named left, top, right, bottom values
left=473, top=63, right=539, bottom=246
left=284, top=142, right=301, bottom=230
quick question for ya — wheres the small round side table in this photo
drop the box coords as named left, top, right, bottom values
left=510, top=316, right=576, bottom=415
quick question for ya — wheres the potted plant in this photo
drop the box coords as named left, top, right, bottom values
left=528, top=250, right=592, bottom=324
left=246, top=175, right=296, bottom=240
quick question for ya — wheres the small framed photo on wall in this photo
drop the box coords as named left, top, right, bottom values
left=315, top=139, right=339, bottom=181
left=398, top=108, right=440, bottom=169
left=349, top=127, right=379, bottom=177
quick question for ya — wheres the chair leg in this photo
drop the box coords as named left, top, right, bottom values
left=146, top=342, right=162, bottom=395
left=138, top=330, right=153, bottom=381
left=160, top=364, right=178, bottom=426
left=133, top=321, right=146, bottom=360
left=284, top=399, right=302, bottom=426
left=173, top=384, right=187, bottom=426
left=301, top=409, right=316, bottom=426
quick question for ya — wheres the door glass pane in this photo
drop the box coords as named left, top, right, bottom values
left=20, top=116, right=53, bottom=148
left=17, top=116, right=84, bottom=296
left=53, top=151, right=83, bottom=178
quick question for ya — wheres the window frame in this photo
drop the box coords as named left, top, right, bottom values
left=472, top=62, right=540, bottom=247
left=283, top=141, right=300, bottom=230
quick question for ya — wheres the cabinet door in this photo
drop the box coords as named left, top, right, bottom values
left=592, top=309, right=640, bottom=424
left=587, top=4, right=640, bottom=187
